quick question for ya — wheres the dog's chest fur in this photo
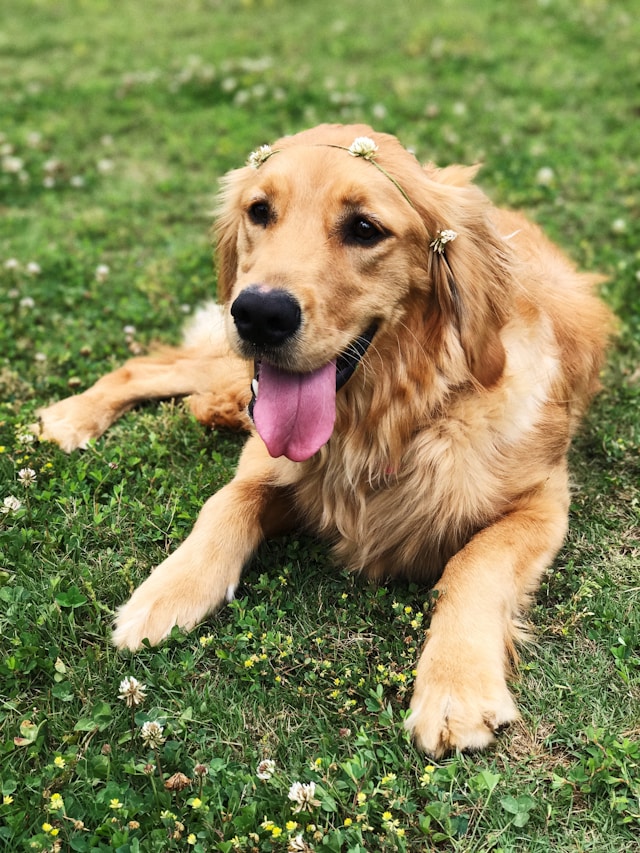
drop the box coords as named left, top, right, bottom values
left=290, top=312, right=565, bottom=584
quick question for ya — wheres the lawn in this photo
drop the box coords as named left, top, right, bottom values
left=0, top=0, right=638, bottom=850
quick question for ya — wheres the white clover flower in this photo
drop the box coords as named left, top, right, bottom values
left=2, top=156, right=24, bottom=174
left=288, top=835, right=308, bottom=852
left=348, top=136, right=379, bottom=160
left=118, top=676, right=147, bottom=708
left=140, top=720, right=165, bottom=748
left=26, top=262, right=41, bottom=276
left=536, top=166, right=555, bottom=186
left=97, top=158, right=114, bottom=174
left=70, top=175, right=85, bottom=188
left=2, top=495, right=22, bottom=513
left=256, top=759, right=276, bottom=781
left=43, top=158, right=62, bottom=175
left=247, top=144, right=273, bottom=169
left=430, top=229, right=458, bottom=254
left=17, top=431, right=35, bottom=445
left=123, top=324, right=136, bottom=337
left=17, top=467, right=37, bottom=487
left=287, top=781, right=320, bottom=813
left=4, top=258, right=20, bottom=271
left=19, top=296, right=35, bottom=309
left=611, top=218, right=626, bottom=234
left=35, top=352, right=47, bottom=363
left=95, top=264, right=110, bottom=282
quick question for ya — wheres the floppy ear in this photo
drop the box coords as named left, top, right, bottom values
left=212, top=167, right=248, bottom=304
left=420, top=180, right=511, bottom=388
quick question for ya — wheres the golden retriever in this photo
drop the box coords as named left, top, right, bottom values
left=35, top=124, right=612, bottom=756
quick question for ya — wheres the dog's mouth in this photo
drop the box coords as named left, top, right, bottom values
left=248, top=323, right=377, bottom=462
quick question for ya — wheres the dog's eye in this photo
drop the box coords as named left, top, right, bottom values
left=345, top=216, right=385, bottom=246
left=248, top=201, right=271, bottom=227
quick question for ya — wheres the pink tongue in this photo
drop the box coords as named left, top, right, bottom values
left=253, top=360, right=337, bottom=461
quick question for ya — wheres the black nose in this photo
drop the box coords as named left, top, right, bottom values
left=231, top=287, right=302, bottom=347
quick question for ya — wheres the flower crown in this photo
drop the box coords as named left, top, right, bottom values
left=246, top=136, right=457, bottom=256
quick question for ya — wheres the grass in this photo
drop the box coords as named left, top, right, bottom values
left=1, top=0, right=639, bottom=850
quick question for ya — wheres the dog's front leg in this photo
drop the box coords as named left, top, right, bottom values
left=113, top=436, right=296, bottom=651
left=406, top=468, right=570, bottom=756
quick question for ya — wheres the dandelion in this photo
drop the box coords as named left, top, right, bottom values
left=2, top=496, right=22, bottom=513
left=430, top=229, right=458, bottom=254
left=256, top=758, right=276, bottom=781
left=95, top=263, right=110, bottom=282
left=118, top=675, right=147, bottom=707
left=348, top=136, right=379, bottom=159
left=17, top=467, right=37, bottom=487
left=247, top=144, right=274, bottom=168
left=287, top=781, right=320, bottom=813
left=140, top=720, right=165, bottom=749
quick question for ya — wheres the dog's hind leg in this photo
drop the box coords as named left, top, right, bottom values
left=33, top=344, right=251, bottom=452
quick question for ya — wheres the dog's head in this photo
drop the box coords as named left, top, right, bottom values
left=214, top=124, right=512, bottom=461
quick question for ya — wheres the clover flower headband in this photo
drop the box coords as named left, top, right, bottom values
left=247, top=136, right=457, bottom=256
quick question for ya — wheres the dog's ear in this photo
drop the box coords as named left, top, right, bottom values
left=418, top=179, right=511, bottom=388
left=212, top=167, right=247, bottom=304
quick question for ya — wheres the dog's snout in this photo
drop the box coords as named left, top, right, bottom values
left=231, top=287, right=301, bottom=347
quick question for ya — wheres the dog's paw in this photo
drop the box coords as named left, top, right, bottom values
left=32, top=397, right=103, bottom=452
left=112, top=553, right=238, bottom=652
left=405, top=662, right=519, bottom=757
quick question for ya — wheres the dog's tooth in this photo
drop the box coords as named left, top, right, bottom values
left=252, top=378, right=259, bottom=398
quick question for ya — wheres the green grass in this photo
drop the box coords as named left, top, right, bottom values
left=1, top=0, right=639, bottom=850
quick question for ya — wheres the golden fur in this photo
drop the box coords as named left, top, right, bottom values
left=35, top=124, right=612, bottom=756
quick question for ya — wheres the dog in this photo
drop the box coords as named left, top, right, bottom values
left=35, top=124, right=612, bottom=756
